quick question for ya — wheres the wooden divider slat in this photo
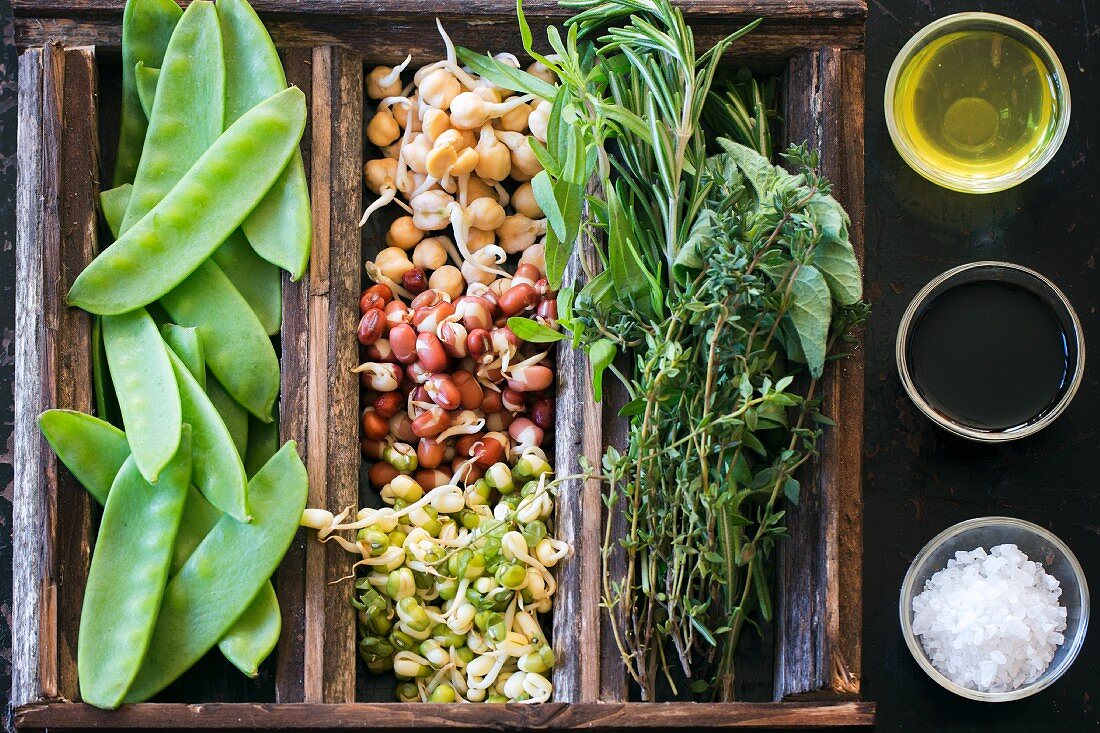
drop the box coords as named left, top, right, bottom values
left=275, top=46, right=315, bottom=705
left=13, top=44, right=47, bottom=711
left=14, top=700, right=876, bottom=730
left=551, top=198, right=606, bottom=704
left=13, top=42, right=100, bottom=707
left=312, top=45, right=363, bottom=704
left=775, top=46, right=865, bottom=700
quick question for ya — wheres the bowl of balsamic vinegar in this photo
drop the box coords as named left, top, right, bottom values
left=897, top=262, right=1085, bottom=441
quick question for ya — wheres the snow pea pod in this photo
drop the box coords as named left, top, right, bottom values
left=211, top=230, right=283, bottom=337
left=123, top=441, right=307, bottom=702
left=244, top=412, right=279, bottom=478
left=67, top=86, right=307, bottom=316
left=218, top=581, right=281, bottom=678
left=218, top=0, right=312, bottom=280
left=114, top=0, right=181, bottom=187
left=38, top=409, right=129, bottom=506
left=37, top=409, right=212, bottom=563
left=121, top=0, right=224, bottom=235
left=37, top=409, right=281, bottom=673
left=100, top=183, right=132, bottom=239
left=160, top=324, right=206, bottom=390
left=159, top=260, right=279, bottom=421
left=107, top=176, right=282, bottom=338
left=105, top=184, right=281, bottom=416
left=124, top=77, right=284, bottom=336
left=90, top=317, right=118, bottom=427
left=78, top=427, right=191, bottom=709
left=103, top=309, right=182, bottom=483
left=165, top=345, right=250, bottom=522
left=134, top=62, right=159, bottom=118
left=206, top=372, right=249, bottom=458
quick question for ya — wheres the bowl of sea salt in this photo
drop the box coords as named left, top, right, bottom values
left=900, top=517, right=1089, bottom=701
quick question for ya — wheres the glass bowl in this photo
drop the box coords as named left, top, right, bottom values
left=895, top=261, right=1085, bottom=442
left=899, top=517, right=1089, bottom=701
left=884, top=12, right=1071, bottom=193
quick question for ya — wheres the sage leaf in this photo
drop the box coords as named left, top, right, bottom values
left=787, top=264, right=832, bottom=378
left=672, top=209, right=716, bottom=285
left=717, top=139, right=778, bottom=197
left=507, top=317, right=564, bottom=343
left=808, top=197, right=862, bottom=305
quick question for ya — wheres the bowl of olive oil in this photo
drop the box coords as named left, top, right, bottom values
left=885, top=13, right=1070, bottom=193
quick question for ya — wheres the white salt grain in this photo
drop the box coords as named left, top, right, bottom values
left=911, top=543, right=1067, bottom=693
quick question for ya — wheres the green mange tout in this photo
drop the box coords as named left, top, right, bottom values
left=67, top=86, right=307, bottom=316
left=102, top=308, right=182, bottom=483
left=38, top=409, right=284, bottom=680
left=218, top=0, right=312, bottom=280
left=78, top=426, right=191, bottom=709
left=124, top=442, right=308, bottom=701
left=113, top=0, right=181, bottom=187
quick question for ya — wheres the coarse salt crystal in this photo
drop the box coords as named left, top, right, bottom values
left=911, top=543, right=1067, bottom=693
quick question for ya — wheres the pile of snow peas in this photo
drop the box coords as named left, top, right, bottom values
left=38, top=0, right=310, bottom=709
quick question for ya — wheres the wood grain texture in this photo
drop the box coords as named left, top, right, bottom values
left=50, top=45, right=100, bottom=704
left=13, top=44, right=46, bottom=711
left=275, top=46, right=315, bottom=705
left=14, top=0, right=866, bottom=64
left=597, top=354, right=630, bottom=703
left=15, top=19, right=862, bottom=67
left=12, top=42, right=100, bottom=708
left=14, top=701, right=875, bottom=729
left=551, top=195, right=605, bottom=704
left=308, top=45, right=364, bottom=705
left=12, top=0, right=866, bottom=18
left=774, top=47, right=864, bottom=701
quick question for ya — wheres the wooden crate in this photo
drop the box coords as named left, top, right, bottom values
left=11, top=1, right=873, bottom=728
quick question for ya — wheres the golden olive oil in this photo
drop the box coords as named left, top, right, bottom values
left=892, top=30, right=1059, bottom=181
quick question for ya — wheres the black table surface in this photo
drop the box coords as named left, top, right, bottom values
left=0, top=0, right=1097, bottom=730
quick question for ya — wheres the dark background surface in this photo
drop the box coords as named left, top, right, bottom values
left=0, top=0, right=1097, bottom=730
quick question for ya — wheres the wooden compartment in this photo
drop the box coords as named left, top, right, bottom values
left=12, top=1, right=873, bottom=728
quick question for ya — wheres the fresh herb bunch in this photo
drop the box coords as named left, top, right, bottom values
left=461, top=0, right=868, bottom=701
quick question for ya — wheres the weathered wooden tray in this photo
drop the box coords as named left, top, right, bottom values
left=12, top=1, right=872, bottom=729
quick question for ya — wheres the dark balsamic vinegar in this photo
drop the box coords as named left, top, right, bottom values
left=906, top=280, right=1070, bottom=431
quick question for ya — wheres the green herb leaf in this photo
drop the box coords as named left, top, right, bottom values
left=808, top=197, right=862, bottom=305
left=547, top=87, right=569, bottom=162
left=787, top=264, right=832, bottom=378
left=783, top=477, right=800, bottom=505
left=515, top=0, right=557, bottom=72
left=528, top=137, right=561, bottom=179
left=607, top=185, right=660, bottom=318
left=456, top=47, right=557, bottom=100
left=544, top=225, right=569, bottom=291
left=532, top=171, right=565, bottom=240
left=589, top=338, right=616, bottom=402
left=506, top=317, right=565, bottom=343
left=717, top=138, right=779, bottom=197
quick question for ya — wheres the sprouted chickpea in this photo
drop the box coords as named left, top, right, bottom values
left=367, top=56, right=413, bottom=99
